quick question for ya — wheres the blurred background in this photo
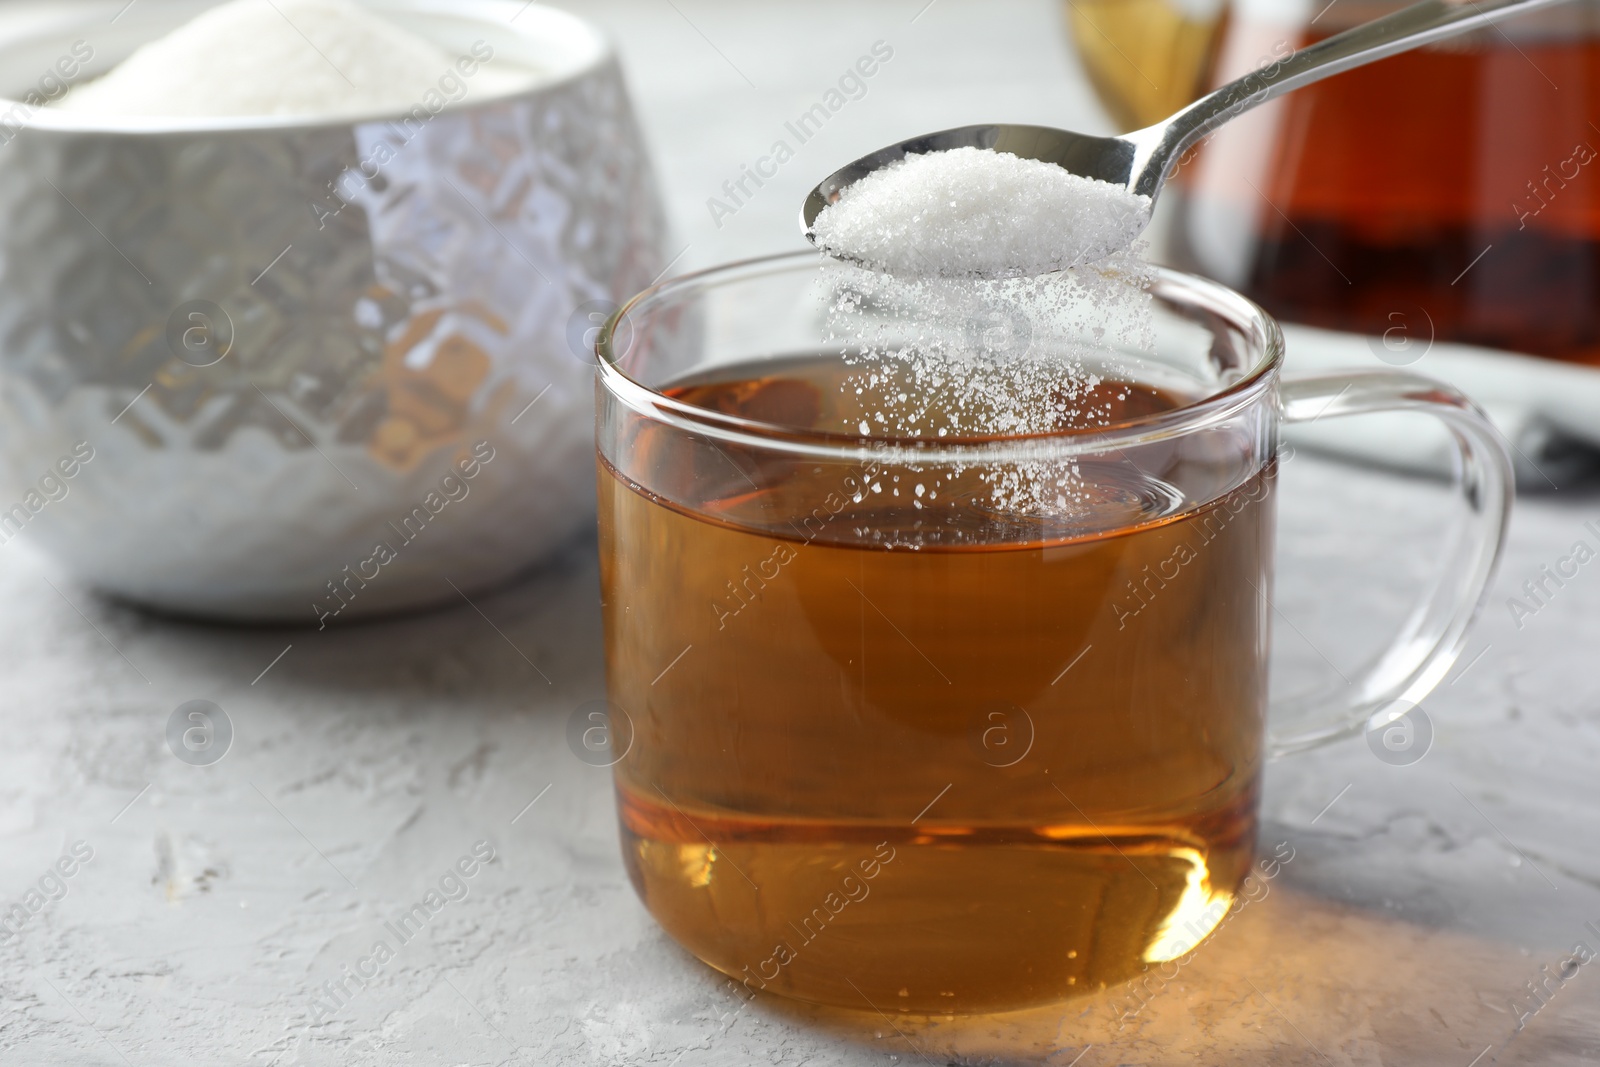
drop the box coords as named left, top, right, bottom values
left=541, top=0, right=1126, bottom=268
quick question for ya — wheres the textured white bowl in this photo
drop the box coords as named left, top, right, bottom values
left=0, top=0, right=666, bottom=622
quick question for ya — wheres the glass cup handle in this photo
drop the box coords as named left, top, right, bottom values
left=1268, top=372, right=1515, bottom=757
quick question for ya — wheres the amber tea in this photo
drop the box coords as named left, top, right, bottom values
left=598, top=354, right=1275, bottom=1013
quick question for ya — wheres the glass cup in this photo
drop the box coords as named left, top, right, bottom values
left=593, top=253, right=1511, bottom=1014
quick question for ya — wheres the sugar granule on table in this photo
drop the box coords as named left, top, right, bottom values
left=52, top=0, right=534, bottom=119
left=810, top=146, right=1152, bottom=279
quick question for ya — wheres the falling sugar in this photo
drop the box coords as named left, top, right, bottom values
left=810, top=146, right=1153, bottom=279
left=809, top=143, right=1164, bottom=524
left=819, top=255, right=1159, bottom=524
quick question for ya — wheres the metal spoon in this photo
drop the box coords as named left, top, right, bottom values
left=802, top=0, right=1566, bottom=264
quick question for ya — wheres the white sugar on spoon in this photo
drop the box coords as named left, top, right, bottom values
left=808, top=147, right=1151, bottom=279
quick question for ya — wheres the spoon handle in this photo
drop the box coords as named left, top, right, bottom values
left=1132, top=0, right=1570, bottom=196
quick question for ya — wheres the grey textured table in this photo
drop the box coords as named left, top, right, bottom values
left=4, top=1, right=1600, bottom=1064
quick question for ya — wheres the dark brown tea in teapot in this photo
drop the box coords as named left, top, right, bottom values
left=1172, top=6, right=1600, bottom=364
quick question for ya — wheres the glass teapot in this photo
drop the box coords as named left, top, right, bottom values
left=1067, top=0, right=1600, bottom=365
